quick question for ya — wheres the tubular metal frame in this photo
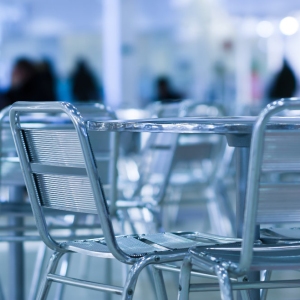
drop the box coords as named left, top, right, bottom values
left=0, top=102, right=118, bottom=241
left=178, top=98, right=300, bottom=300
left=130, top=100, right=234, bottom=235
left=167, top=101, right=234, bottom=235
left=10, top=101, right=239, bottom=300
left=0, top=102, right=119, bottom=300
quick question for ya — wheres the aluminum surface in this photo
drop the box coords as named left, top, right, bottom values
left=177, top=98, right=300, bottom=300
left=10, top=101, right=240, bottom=300
left=88, top=116, right=300, bottom=134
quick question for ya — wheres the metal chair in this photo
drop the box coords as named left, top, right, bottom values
left=178, top=98, right=300, bottom=300
left=121, top=100, right=234, bottom=235
left=10, top=101, right=238, bottom=300
left=166, top=101, right=235, bottom=235
left=0, top=102, right=119, bottom=300
left=117, top=101, right=184, bottom=233
left=0, top=102, right=118, bottom=242
left=27, top=102, right=120, bottom=300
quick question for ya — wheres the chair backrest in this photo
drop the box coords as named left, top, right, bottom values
left=73, top=103, right=118, bottom=212
left=10, top=101, right=130, bottom=262
left=240, top=98, right=300, bottom=271
left=132, top=102, right=181, bottom=204
left=0, top=102, right=116, bottom=188
left=135, top=100, right=226, bottom=204
left=172, top=101, right=227, bottom=183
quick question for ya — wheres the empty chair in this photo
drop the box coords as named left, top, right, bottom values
left=166, top=101, right=234, bottom=235
left=26, top=102, right=119, bottom=300
left=0, top=102, right=119, bottom=300
left=0, top=102, right=118, bottom=240
left=178, top=98, right=300, bottom=300
left=121, top=100, right=234, bottom=235
left=118, top=101, right=183, bottom=233
left=10, top=101, right=239, bottom=300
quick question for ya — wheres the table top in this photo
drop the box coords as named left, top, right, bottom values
left=87, top=116, right=300, bottom=134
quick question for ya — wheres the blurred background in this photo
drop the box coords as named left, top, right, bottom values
left=0, top=0, right=300, bottom=111
left=1, top=2, right=300, bottom=299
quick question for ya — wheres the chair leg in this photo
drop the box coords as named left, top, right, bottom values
left=215, top=264, right=233, bottom=300
left=152, top=266, right=168, bottom=300
left=178, top=256, right=192, bottom=300
left=122, top=253, right=185, bottom=300
left=36, top=251, right=65, bottom=300
left=260, top=270, right=272, bottom=300
left=239, top=290, right=251, bottom=300
left=53, top=253, right=71, bottom=300
left=0, top=279, right=4, bottom=300
left=28, top=243, right=48, bottom=300
left=104, top=259, right=113, bottom=300
left=121, top=265, right=140, bottom=300
left=235, top=277, right=251, bottom=300
left=122, top=255, right=162, bottom=300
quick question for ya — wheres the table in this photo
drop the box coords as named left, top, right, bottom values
left=88, top=115, right=300, bottom=229
left=88, top=115, right=300, bottom=300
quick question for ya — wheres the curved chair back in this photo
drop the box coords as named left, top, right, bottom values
left=135, top=100, right=227, bottom=206
left=10, top=102, right=131, bottom=262
left=173, top=101, right=226, bottom=183
left=240, top=98, right=300, bottom=271
left=132, top=102, right=181, bottom=205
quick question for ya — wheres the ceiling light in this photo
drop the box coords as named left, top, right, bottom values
left=280, top=16, right=299, bottom=36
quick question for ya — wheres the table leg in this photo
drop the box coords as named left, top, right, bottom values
left=8, top=186, right=25, bottom=300
left=108, top=131, right=119, bottom=216
left=235, top=147, right=250, bottom=238
left=236, top=148, right=260, bottom=300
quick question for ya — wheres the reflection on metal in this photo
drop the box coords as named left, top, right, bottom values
left=177, top=98, right=300, bottom=300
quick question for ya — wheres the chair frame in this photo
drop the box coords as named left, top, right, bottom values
left=11, top=101, right=234, bottom=300
left=178, top=98, right=300, bottom=300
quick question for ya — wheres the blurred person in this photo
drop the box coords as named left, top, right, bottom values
left=0, top=57, right=55, bottom=110
left=268, top=58, right=297, bottom=101
left=0, top=58, right=36, bottom=109
left=154, top=76, right=183, bottom=103
left=70, top=59, right=100, bottom=102
left=35, top=59, right=57, bottom=101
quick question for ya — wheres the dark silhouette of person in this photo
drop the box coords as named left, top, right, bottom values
left=268, top=59, right=297, bottom=101
left=35, top=59, right=57, bottom=101
left=155, top=76, right=183, bottom=103
left=0, top=57, right=56, bottom=110
left=1, top=58, right=38, bottom=109
left=70, top=59, right=100, bottom=102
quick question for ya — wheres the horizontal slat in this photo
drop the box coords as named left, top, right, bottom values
left=31, top=163, right=87, bottom=176
left=143, top=232, right=199, bottom=249
left=35, top=174, right=98, bottom=214
left=258, top=184, right=300, bottom=223
left=262, top=132, right=300, bottom=172
left=23, top=129, right=85, bottom=166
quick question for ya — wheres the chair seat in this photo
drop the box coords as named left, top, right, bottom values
left=189, top=242, right=300, bottom=274
left=260, top=228, right=300, bottom=243
left=62, top=232, right=239, bottom=259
